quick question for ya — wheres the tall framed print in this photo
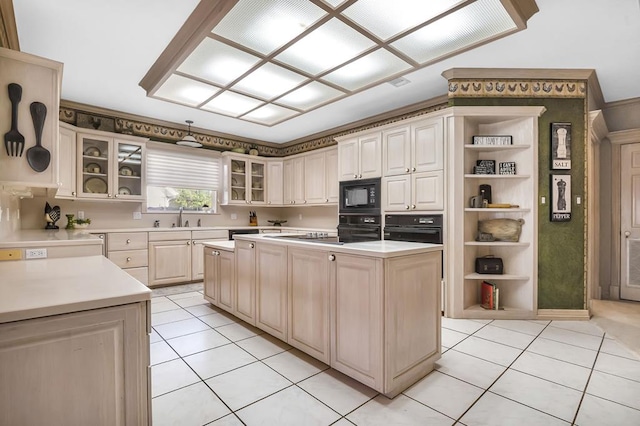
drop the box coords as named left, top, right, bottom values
left=551, top=122, right=571, bottom=170
left=551, top=174, right=571, bottom=222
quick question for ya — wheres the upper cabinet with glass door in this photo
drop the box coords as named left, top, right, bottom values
left=76, top=130, right=147, bottom=201
left=222, top=153, right=266, bottom=205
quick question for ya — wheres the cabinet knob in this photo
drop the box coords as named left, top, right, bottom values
left=114, top=194, right=119, bottom=198
left=108, top=194, right=112, bottom=198
left=246, top=200, right=249, bottom=204
left=99, top=235, right=104, bottom=239
left=187, top=241, right=191, bottom=245
left=325, top=199, right=329, bottom=203
left=126, top=239, right=131, bottom=244
left=126, top=257, right=131, bottom=262
left=72, top=191, right=76, bottom=196
left=405, top=205, right=410, bottom=210
left=304, top=200, right=307, bottom=204
left=250, top=243, right=255, bottom=249
left=328, top=254, right=335, bottom=261
left=411, top=204, right=416, bottom=209
left=353, top=174, right=358, bottom=178
left=268, top=201, right=271, bottom=205
left=215, top=251, right=220, bottom=256
left=405, top=168, right=410, bottom=173
left=412, top=167, right=416, bottom=172
left=358, top=174, right=362, bottom=178
left=625, top=231, right=631, bottom=238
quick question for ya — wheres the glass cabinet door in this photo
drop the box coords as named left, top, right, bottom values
left=79, top=136, right=110, bottom=198
left=230, top=158, right=247, bottom=202
left=116, top=141, right=143, bottom=198
left=250, top=161, right=265, bottom=203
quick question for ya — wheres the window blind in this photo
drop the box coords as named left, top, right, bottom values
left=146, top=142, right=221, bottom=190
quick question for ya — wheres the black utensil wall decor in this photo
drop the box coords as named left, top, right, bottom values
left=4, top=83, right=25, bottom=157
left=26, top=102, right=50, bottom=172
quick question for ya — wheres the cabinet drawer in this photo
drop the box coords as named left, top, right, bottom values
left=108, top=249, right=148, bottom=269
left=191, top=230, right=228, bottom=240
left=125, top=267, right=148, bottom=286
left=108, top=232, right=148, bottom=251
left=148, top=231, right=191, bottom=241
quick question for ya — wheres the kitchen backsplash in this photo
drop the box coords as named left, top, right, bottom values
left=19, top=197, right=338, bottom=231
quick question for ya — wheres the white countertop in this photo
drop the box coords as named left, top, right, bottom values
left=0, top=229, right=103, bottom=248
left=233, top=234, right=442, bottom=258
left=203, top=240, right=236, bottom=251
left=86, top=226, right=335, bottom=233
left=0, top=255, right=151, bottom=324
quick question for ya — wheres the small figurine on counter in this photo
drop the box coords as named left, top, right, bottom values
left=44, top=202, right=61, bottom=229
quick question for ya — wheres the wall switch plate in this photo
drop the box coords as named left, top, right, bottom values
left=576, top=196, right=581, bottom=204
left=77, top=210, right=85, bottom=220
left=298, top=214, right=303, bottom=220
left=541, top=196, right=546, bottom=204
left=133, top=211, right=142, bottom=220
left=25, top=248, right=47, bottom=259
left=231, top=213, right=237, bottom=220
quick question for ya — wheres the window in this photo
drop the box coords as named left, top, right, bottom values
left=145, top=141, right=221, bottom=213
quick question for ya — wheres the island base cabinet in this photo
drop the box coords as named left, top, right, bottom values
left=0, top=302, right=150, bottom=426
left=330, top=253, right=383, bottom=391
left=288, top=247, right=330, bottom=363
left=255, top=243, right=288, bottom=340
left=235, top=240, right=256, bottom=325
left=203, top=248, right=218, bottom=306
left=384, top=252, right=442, bottom=397
left=204, top=248, right=235, bottom=314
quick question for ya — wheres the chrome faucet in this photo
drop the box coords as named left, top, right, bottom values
left=184, top=220, right=189, bottom=227
left=178, top=207, right=183, bottom=228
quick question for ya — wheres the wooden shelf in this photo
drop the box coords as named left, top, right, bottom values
left=464, top=174, right=529, bottom=179
left=464, top=241, right=530, bottom=247
left=463, top=304, right=534, bottom=319
left=464, top=273, right=529, bottom=281
left=464, top=144, right=530, bottom=152
left=465, top=208, right=530, bottom=213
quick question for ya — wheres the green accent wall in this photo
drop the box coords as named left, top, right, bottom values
left=451, top=97, right=586, bottom=309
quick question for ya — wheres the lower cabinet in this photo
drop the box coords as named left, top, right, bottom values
left=0, top=302, right=150, bottom=425
left=288, top=247, right=330, bottom=363
left=107, top=232, right=149, bottom=286
left=234, top=240, right=256, bottom=325
left=330, top=253, right=383, bottom=390
left=204, top=246, right=235, bottom=314
left=255, top=243, right=288, bottom=340
left=148, top=231, right=192, bottom=287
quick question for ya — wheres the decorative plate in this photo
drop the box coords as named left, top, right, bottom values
left=84, top=177, right=107, bottom=194
left=119, top=166, right=133, bottom=176
left=118, top=186, right=131, bottom=195
left=85, top=162, right=101, bottom=174
left=85, top=146, right=101, bottom=157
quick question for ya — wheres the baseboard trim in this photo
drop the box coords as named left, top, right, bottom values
left=536, top=309, right=591, bottom=320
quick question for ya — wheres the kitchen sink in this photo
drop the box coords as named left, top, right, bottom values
left=265, top=234, right=344, bottom=245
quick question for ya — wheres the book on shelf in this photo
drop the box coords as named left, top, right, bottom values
left=481, top=281, right=504, bottom=310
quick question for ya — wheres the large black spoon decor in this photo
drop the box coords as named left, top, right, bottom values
left=26, top=102, right=50, bottom=172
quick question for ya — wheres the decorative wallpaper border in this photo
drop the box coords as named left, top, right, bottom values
left=447, top=79, right=587, bottom=99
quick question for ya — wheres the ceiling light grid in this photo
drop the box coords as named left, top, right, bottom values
left=141, top=0, right=538, bottom=126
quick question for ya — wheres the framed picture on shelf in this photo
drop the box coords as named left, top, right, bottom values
left=499, top=162, right=517, bottom=175
left=551, top=122, right=571, bottom=170
left=474, top=159, right=495, bottom=174
left=472, top=135, right=512, bottom=146
left=551, top=174, right=571, bottom=222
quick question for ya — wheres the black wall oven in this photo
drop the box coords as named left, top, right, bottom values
left=339, top=178, right=381, bottom=215
left=337, top=214, right=381, bottom=243
left=383, top=214, right=443, bottom=244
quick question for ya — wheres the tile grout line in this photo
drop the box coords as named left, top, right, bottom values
left=570, top=333, right=606, bottom=425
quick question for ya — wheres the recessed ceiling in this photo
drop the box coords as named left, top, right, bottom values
left=140, top=0, right=533, bottom=126
left=12, top=0, right=640, bottom=143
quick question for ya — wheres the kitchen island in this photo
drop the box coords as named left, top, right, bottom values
left=203, top=234, right=443, bottom=398
left=0, top=255, right=151, bottom=425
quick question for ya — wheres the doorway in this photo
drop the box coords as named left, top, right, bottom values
left=620, top=143, right=640, bottom=301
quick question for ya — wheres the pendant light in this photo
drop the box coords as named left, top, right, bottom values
left=176, top=120, right=202, bottom=148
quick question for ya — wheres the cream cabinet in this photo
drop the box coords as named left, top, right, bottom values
left=0, top=48, right=62, bottom=190
left=288, top=246, right=330, bottom=363
left=234, top=239, right=256, bottom=325
left=204, top=248, right=217, bottom=306
left=382, top=117, right=444, bottom=211
left=222, top=153, right=266, bottom=205
left=0, top=302, right=150, bottom=425
left=336, top=132, right=382, bottom=181
left=283, top=156, right=305, bottom=205
left=304, top=151, right=326, bottom=204
left=266, top=160, right=284, bottom=206
left=107, top=232, right=149, bottom=286
left=148, top=231, right=192, bottom=287
left=76, top=130, right=146, bottom=201
left=255, top=243, right=288, bottom=340
left=446, top=106, right=545, bottom=320
left=191, top=229, right=228, bottom=281
left=325, top=147, right=339, bottom=203
left=204, top=245, right=235, bottom=314
left=55, top=122, right=77, bottom=198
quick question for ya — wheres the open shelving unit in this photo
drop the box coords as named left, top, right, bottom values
left=446, top=106, right=546, bottom=319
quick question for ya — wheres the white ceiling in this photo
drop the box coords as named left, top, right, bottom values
left=13, top=0, right=640, bottom=144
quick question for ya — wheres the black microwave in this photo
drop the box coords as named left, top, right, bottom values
left=339, top=178, right=381, bottom=214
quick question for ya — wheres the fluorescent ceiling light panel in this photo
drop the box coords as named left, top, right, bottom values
left=322, top=48, right=412, bottom=91
left=322, top=0, right=348, bottom=7
left=153, top=74, right=219, bottom=106
left=232, top=62, right=308, bottom=100
left=343, top=0, right=464, bottom=40
left=177, top=38, right=261, bottom=86
left=212, top=0, right=326, bottom=55
left=276, top=81, right=344, bottom=110
left=275, top=18, right=376, bottom=75
left=242, top=104, right=298, bottom=125
left=201, top=91, right=264, bottom=117
left=391, top=0, right=517, bottom=64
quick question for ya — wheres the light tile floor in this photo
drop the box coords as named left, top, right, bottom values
left=150, top=285, right=640, bottom=426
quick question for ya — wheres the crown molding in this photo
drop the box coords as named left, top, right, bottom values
left=0, top=0, right=19, bottom=50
